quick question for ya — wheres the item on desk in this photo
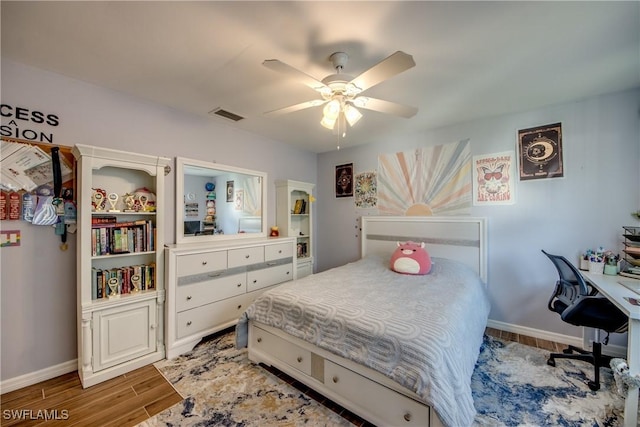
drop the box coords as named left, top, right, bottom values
left=588, top=260, right=604, bottom=274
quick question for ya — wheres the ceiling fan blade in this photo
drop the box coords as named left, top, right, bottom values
left=263, top=59, right=329, bottom=93
left=264, top=99, right=327, bottom=116
left=355, top=97, right=418, bottom=118
left=348, top=51, right=415, bottom=92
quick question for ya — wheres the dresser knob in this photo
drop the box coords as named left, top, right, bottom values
left=404, top=412, right=412, bottom=422
left=186, top=295, right=192, bottom=300
left=278, top=250, right=282, bottom=253
left=237, top=283, right=242, bottom=287
left=202, top=261, right=207, bottom=265
left=297, top=356, right=303, bottom=363
left=150, top=324, right=155, bottom=330
left=186, top=321, right=192, bottom=326
left=245, top=254, right=250, bottom=259
left=332, top=376, right=339, bottom=383
left=257, top=337, right=262, bottom=343
left=237, top=305, right=242, bottom=310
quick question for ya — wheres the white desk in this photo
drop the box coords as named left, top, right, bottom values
left=582, top=271, right=640, bottom=427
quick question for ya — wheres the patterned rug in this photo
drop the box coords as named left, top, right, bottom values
left=139, top=331, right=631, bottom=427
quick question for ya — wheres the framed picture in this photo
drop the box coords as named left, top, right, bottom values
left=517, top=122, right=563, bottom=180
left=472, top=151, right=516, bottom=205
left=226, top=180, right=234, bottom=202
left=335, top=163, right=354, bottom=198
left=234, top=189, right=244, bottom=211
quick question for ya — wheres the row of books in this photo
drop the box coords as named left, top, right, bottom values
left=293, top=198, right=307, bottom=214
left=91, top=219, right=155, bottom=256
left=91, top=263, right=156, bottom=299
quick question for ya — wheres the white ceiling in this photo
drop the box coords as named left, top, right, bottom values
left=2, top=1, right=639, bottom=153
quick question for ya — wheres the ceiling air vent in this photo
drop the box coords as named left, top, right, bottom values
left=209, top=108, right=245, bottom=122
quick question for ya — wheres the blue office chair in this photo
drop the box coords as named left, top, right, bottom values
left=542, top=250, right=628, bottom=391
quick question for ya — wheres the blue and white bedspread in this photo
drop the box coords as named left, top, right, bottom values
left=236, top=255, right=490, bottom=427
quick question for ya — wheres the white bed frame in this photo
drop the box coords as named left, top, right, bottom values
left=247, top=216, right=487, bottom=427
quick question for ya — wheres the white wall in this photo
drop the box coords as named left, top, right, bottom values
left=317, top=89, right=640, bottom=340
left=0, top=59, right=317, bottom=382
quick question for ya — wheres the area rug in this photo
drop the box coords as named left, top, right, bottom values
left=139, top=331, right=630, bottom=427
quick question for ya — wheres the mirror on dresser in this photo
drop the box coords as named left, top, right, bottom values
left=175, top=157, right=267, bottom=243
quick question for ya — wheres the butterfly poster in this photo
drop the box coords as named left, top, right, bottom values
left=472, top=151, right=516, bottom=205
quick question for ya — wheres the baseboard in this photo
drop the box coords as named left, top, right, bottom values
left=487, top=320, right=627, bottom=358
left=0, top=359, right=77, bottom=394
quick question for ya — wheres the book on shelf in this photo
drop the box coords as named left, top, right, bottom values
left=91, top=220, right=154, bottom=256
left=293, top=199, right=303, bottom=214
left=92, top=262, right=156, bottom=300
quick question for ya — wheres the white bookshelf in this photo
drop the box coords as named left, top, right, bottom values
left=275, top=180, right=315, bottom=278
left=72, top=144, right=170, bottom=388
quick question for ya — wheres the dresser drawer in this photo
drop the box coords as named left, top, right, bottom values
left=177, top=251, right=227, bottom=277
left=265, top=242, right=293, bottom=261
left=228, top=246, right=264, bottom=268
left=247, top=263, right=293, bottom=292
left=251, top=325, right=312, bottom=376
left=176, top=272, right=246, bottom=312
left=324, top=360, right=430, bottom=426
left=176, top=293, right=253, bottom=339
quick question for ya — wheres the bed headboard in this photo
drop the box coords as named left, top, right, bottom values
left=361, top=216, right=488, bottom=283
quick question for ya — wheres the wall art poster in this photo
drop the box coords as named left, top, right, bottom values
left=226, top=180, right=234, bottom=202
left=518, top=122, right=563, bottom=180
left=378, top=139, right=472, bottom=216
left=473, top=151, right=516, bottom=205
left=354, top=171, right=377, bottom=208
left=335, top=163, right=354, bottom=198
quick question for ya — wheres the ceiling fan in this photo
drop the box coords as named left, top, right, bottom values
left=263, top=51, right=418, bottom=136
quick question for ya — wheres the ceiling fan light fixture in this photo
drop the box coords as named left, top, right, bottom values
left=323, top=99, right=341, bottom=120
left=320, top=115, right=337, bottom=130
left=344, top=104, right=362, bottom=127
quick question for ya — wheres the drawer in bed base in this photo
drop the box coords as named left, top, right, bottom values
left=248, top=323, right=442, bottom=427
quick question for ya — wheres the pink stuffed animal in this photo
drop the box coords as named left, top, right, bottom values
left=390, top=241, right=432, bottom=275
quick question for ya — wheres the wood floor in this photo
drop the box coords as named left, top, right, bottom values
left=0, top=328, right=561, bottom=426
left=0, top=365, right=182, bottom=427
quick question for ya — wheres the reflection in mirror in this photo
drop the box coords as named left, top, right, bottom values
left=176, top=157, right=267, bottom=243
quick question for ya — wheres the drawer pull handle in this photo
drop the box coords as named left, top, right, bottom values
left=209, top=272, right=222, bottom=278
left=278, top=250, right=282, bottom=253
left=332, top=376, right=339, bottom=383
left=286, top=271, right=290, bottom=275
left=186, top=321, right=192, bottom=326
left=237, top=305, right=242, bottom=310
left=245, top=254, right=250, bottom=259
left=297, top=356, right=303, bottom=363
left=237, top=283, right=242, bottom=287
left=186, top=295, right=192, bottom=300
left=150, top=324, right=155, bottom=330
left=267, top=262, right=277, bottom=266
left=202, top=261, right=207, bottom=265
left=257, top=337, right=262, bottom=343
left=404, top=413, right=412, bottom=422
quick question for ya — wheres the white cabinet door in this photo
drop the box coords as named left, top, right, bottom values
left=93, top=299, right=157, bottom=371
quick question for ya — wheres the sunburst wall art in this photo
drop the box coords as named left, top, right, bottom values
left=377, top=139, right=472, bottom=216
left=354, top=171, right=377, bottom=209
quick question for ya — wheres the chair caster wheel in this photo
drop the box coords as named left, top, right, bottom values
left=587, top=381, right=600, bottom=391
left=547, top=358, right=556, bottom=367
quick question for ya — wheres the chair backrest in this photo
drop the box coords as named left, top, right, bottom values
left=542, top=250, right=590, bottom=309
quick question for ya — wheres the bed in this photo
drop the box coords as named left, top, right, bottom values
left=236, top=216, right=489, bottom=427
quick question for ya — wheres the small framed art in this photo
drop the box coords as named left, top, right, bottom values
left=517, top=122, right=563, bottom=180
left=335, top=163, right=354, bottom=198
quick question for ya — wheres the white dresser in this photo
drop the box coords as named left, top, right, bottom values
left=165, top=237, right=296, bottom=358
